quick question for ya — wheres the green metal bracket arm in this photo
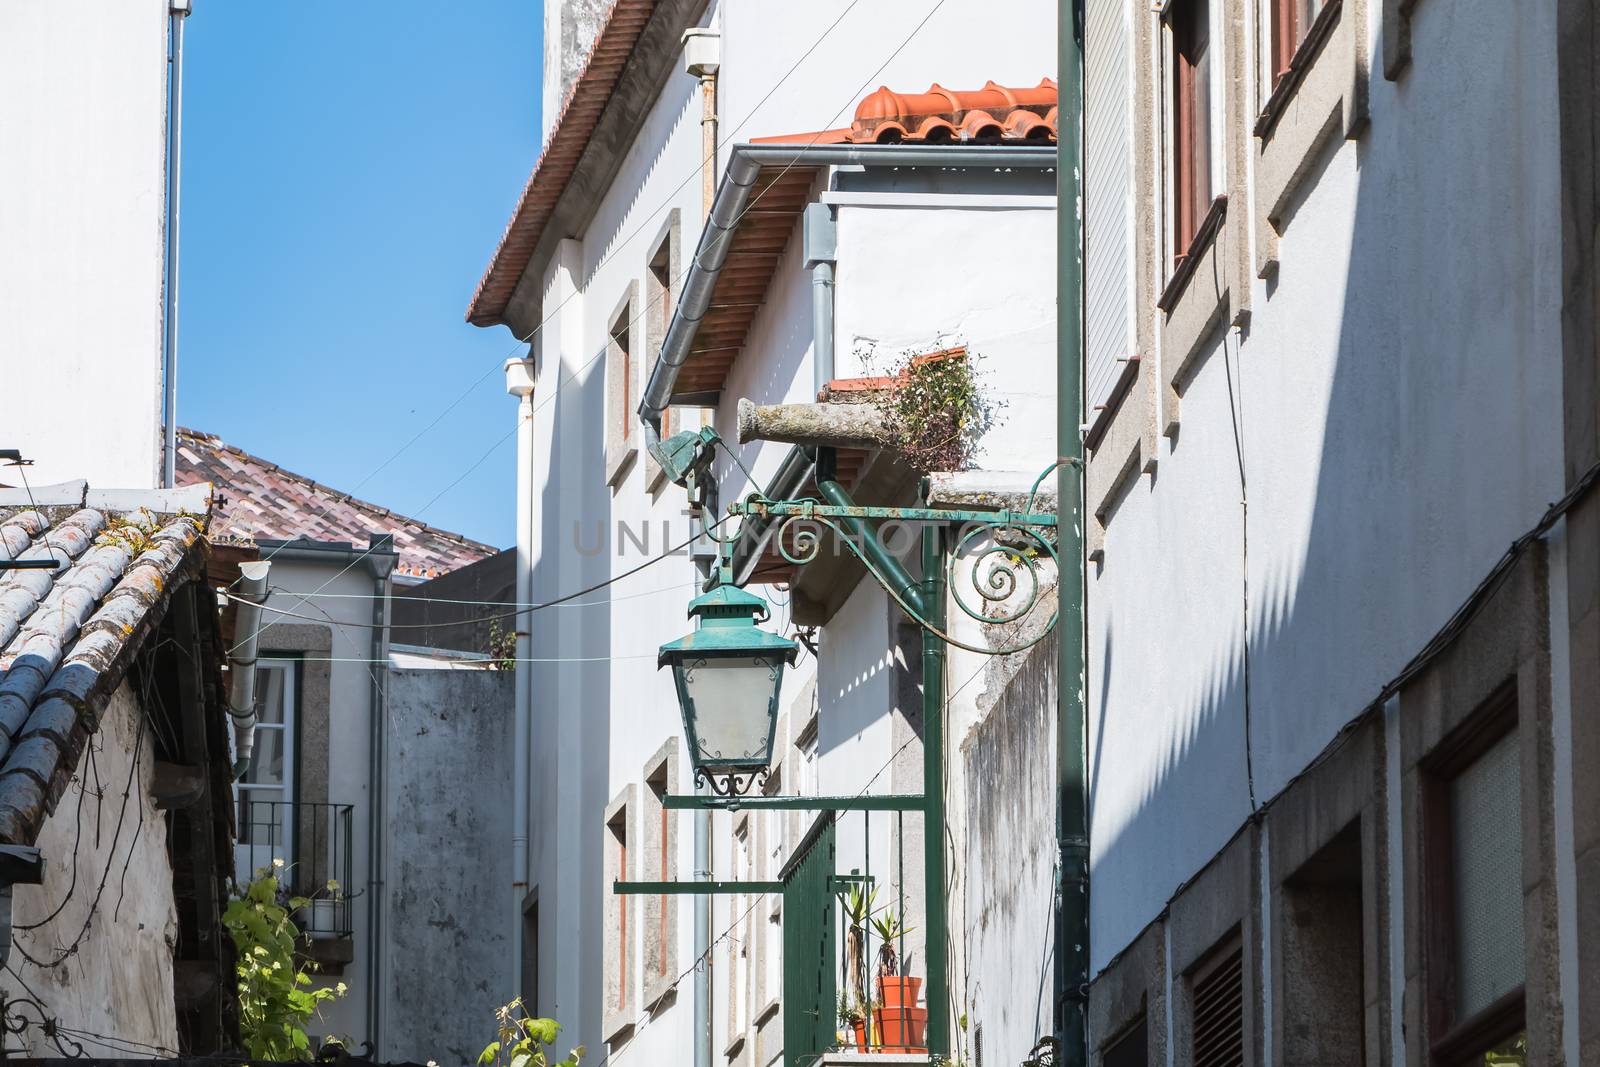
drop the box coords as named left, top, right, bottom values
left=614, top=880, right=786, bottom=896
left=661, top=793, right=925, bottom=812
left=734, top=500, right=1059, bottom=529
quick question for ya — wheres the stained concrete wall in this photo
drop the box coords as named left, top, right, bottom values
left=0, top=1, right=168, bottom=488
left=384, top=667, right=515, bottom=1065
left=8, top=682, right=179, bottom=1057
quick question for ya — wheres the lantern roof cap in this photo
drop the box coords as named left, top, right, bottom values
left=658, top=583, right=800, bottom=668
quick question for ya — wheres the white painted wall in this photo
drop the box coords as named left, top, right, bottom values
left=1085, top=0, right=1564, bottom=973
left=0, top=1, right=168, bottom=488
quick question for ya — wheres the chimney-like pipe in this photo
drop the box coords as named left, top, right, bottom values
left=161, top=0, right=191, bottom=488
left=227, top=560, right=271, bottom=778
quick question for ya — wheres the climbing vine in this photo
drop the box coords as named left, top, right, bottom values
left=222, top=865, right=346, bottom=1061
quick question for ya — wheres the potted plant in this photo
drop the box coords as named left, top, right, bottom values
left=837, top=883, right=877, bottom=1036
left=838, top=992, right=867, bottom=1052
left=871, top=909, right=927, bottom=1053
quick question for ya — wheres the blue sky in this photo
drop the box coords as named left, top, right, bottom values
left=180, top=1, right=542, bottom=549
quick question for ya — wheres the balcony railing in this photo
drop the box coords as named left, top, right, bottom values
left=236, top=798, right=356, bottom=940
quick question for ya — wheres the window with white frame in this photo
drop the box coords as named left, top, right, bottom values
left=234, top=658, right=296, bottom=884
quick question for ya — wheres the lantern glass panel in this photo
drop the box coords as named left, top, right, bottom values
left=682, top=655, right=781, bottom=765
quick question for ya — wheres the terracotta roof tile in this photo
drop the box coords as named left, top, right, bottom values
left=174, top=428, right=498, bottom=580
left=753, top=79, right=1057, bottom=146
left=466, top=0, right=656, bottom=328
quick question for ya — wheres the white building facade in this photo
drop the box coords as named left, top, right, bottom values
left=473, top=2, right=1059, bottom=1063
left=0, top=1, right=177, bottom=488
left=1071, top=0, right=1600, bottom=1065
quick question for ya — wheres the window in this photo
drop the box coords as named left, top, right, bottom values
left=1424, top=699, right=1525, bottom=1065
left=644, top=219, right=680, bottom=487
left=1171, top=0, right=1215, bottom=261
left=1103, top=1013, right=1148, bottom=1067
left=1271, top=0, right=1326, bottom=86
left=235, top=659, right=297, bottom=883
left=605, top=289, right=638, bottom=488
left=1280, top=821, right=1364, bottom=1066
left=1188, top=936, right=1244, bottom=1067
left=602, top=787, right=635, bottom=1041
left=641, top=741, right=679, bottom=1008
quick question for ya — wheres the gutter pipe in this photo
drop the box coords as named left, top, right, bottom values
left=803, top=204, right=837, bottom=395
left=227, top=560, right=271, bottom=778
left=505, top=359, right=536, bottom=1013
left=365, top=541, right=394, bottom=1053
left=1055, top=2, right=1090, bottom=1064
left=161, top=0, right=191, bottom=488
left=637, top=143, right=1059, bottom=447
left=686, top=33, right=720, bottom=1067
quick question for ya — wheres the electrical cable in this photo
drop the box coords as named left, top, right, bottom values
left=225, top=0, right=877, bottom=600
left=1220, top=329, right=1258, bottom=813
left=226, top=516, right=727, bottom=645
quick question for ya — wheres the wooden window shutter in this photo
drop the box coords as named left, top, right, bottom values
left=1192, top=942, right=1245, bottom=1067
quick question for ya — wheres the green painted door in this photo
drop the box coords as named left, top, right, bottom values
left=781, top=813, right=837, bottom=1064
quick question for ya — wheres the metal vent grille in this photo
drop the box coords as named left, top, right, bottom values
left=1192, top=945, right=1245, bottom=1067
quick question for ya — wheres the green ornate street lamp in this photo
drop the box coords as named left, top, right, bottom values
left=658, top=583, right=799, bottom=797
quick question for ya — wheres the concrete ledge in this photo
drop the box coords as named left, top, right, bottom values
left=818, top=1054, right=929, bottom=1066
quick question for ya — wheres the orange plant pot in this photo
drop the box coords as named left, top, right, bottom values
left=876, top=975, right=923, bottom=1011
left=872, top=1006, right=928, bottom=1053
left=850, top=1019, right=869, bottom=1052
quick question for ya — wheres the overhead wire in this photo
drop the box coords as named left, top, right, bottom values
left=225, top=0, right=876, bottom=602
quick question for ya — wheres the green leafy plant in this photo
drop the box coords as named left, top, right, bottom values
left=837, top=990, right=864, bottom=1027
left=477, top=998, right=583, bottom=1067
left=222, top=864, right=346, bottom=1060
left=883, top=347, right=995, bottom=472
left=487, top=619, right=518, bottom=671
left=869, top=908, right=914, bottom=977
left=836, top=884, right=878, bottom=1015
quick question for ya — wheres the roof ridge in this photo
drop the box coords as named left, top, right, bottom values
left=175, top=427, right=496, bottom=553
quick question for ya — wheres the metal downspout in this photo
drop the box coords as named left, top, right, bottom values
left=920, top=516, right=949, bottom=1057
left=691, top=52, right=719, bottom=1067
left=506, top=359, right=536, bottom=1009
left=366, top=554, right=393, bottom=1052
left=227, top=561, right=271, bottom=778
left=1055, top=1, right=1090, bottom=1064
left=161, top=0, right=191, bottom=488
left=804, top=203, right=837, bottom=396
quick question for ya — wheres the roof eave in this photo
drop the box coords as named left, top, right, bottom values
left=637, top=142, right=1060, bottom=431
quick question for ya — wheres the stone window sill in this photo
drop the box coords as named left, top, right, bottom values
left=606, top=441, right=637, bottom=488
left=1159, top=195, right=1229, bottom=313
left=755, top=997, right=780, bottom=1026
left=1255, top=0, right=1344, bottom=139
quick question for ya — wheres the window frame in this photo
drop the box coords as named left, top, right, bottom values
left=1420, top=688, right=1525, bottom=1065
left=234, top=657, right=299, bottom=882
left=602, top=785, right=636, bottom=1042
left=1168, top=0, right=1216, bottom=264
left=644, top=214, right=680, bottom=490
left=605, top=284, right=639, bottom=488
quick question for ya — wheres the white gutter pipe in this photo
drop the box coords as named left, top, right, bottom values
left=227, top=560, right=271, bottom=777
left=161, top=0, right=191, bottom=488
left=505, top=357, right=536, bottom=1007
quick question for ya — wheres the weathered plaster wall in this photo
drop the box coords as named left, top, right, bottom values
left=0, top=0, right=167, bottom=488
left=384, top=668, right=515, bottom=1065
left=541, top=0, right=611, bottom=143
left=9, top=682, right=178, bottom=1057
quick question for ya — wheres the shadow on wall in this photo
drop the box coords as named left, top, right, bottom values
left=1088, top=0, right=1561, bottom=975
left=529, top=345, right=613, bottom=1053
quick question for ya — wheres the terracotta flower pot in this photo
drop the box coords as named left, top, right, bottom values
left=876, top=975, right=922, bottom=1011
left=850, top=1019, right=869, bottom=1052
left=872, top=1005, right=928, bottom=1053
